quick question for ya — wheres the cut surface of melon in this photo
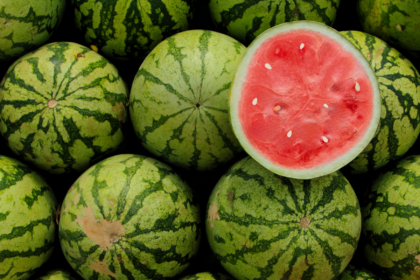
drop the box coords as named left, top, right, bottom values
left=230, top=21, right=381, bottom=179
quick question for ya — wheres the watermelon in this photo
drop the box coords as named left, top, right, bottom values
left=205, top=156, right=362, bottom=280
left=336, top=264, right=384, bottom=280
left=0, top=155, right=57, bottom=280
left=340, top=31, right=420, bottom=174
left=361, top=154, right=420, bottom=280
left=209, top=0, right=341, bottom=45
left=0, top=42, right=128, bottom=174
left=180, top=272, right=233, bottom=280
left=34, top=270, right=80, bottom=280
left=72, top=0, right=196, bottom=61
left=357, top=0, right=420, bottom=60
left=0, top=0, right=66, bottom=62
left=59, top=154, right=201, bottom=280
left=229, top=21, right=382, bottom=179
left=129, top=30, right=246, bottom=171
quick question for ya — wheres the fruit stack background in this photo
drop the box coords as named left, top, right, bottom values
left=1, top=1, right=420, bottom=280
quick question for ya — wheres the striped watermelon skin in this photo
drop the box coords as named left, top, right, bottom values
left=0, top=42, right=128, bottom=174
left=0, top=0, right=66, bottom=62
left=129, top=30, right=246, bottom=171
left=357, top=0, right=420, bottom=60
left=361, top=155, right=420, bottom=280
left=35, top=270, right=79, bottom=280
left=209, top=0, right=341, bottom=45
left=340, top=31, right=420, bottom=174
left=336, top=264, right=384, bottom=280
left=72, top=0, right=196, bottom=61
left=0, top=155, right=57, bottom=280
left=180, top=272, right=233, bottom=280
left=59, top=154, right=201, bottom=280
left=206, top=156, right=361, bottom=280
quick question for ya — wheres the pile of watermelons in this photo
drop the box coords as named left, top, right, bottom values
left=1, top=1, right=420, bottom=280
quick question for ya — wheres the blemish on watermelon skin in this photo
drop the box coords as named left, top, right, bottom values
left=90, top=259, right=118, bottom=278
left=74, top=205, right=125, bottom=251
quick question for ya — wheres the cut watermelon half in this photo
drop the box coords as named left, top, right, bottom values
left=229, top=21, right=381, bottom=179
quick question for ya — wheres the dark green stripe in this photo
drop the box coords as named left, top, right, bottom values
left=23, top=185, right=51, bottom=209
left=0, top=216, right=54, bottom=242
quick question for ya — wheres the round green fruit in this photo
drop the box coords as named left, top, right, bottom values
left=0, top=0, right=66, bottom=62
left=206, top=156, right=362, bottom=280
left=129, top=30, right=246, bottom=171
left=0, top=155, right=57, bottom=280
left=336, top=264, right=384, bottom=280
left=34, top=270, right=80, bottom=280
left=59, top=154, right=201, bottom=280
left=209, top=0, right=341, bottom=45
left=0, top=42, right=128, bottom=174
left=362, top=154, right=420, bottom=280
left=72, top=0, right=196, bottom=61
left=180, top=272, right=233, bottom=280
left=340, top=31, right=420, bottom=174
left=358, top=0, right=420, bottom=59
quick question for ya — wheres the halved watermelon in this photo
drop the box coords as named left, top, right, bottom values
left=229, top=21, right=382, bottom=179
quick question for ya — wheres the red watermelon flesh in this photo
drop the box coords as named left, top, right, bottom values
left=238, top=29, right=375, bottom=171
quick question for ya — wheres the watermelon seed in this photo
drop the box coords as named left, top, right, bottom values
left=265, top=63, right=272, bottom=69
left=300, top=43, right=304, bottom=49
left=275, top=48, right=279, bottom=54
left=396, top=24, right=403, bottom=32
left=322, top=136, right=329, bottom=143
left=323, top=104, right=329, bottom=108
left=48, top=99, right=58, bottom=108
left=252, top=98, right=258, bottom=105
left=300, top=217, right=310, bottom=228
left=355, top=82, right=360, bottom=92
left=274, top=105, right=281, bottom=111
left=287, top=130, right=292, bottom=137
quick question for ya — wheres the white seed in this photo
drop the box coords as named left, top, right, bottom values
left=322, top=136, right=329, bottom=143
left=275, top=48, right=279, bottom=54
left=396, top=24, right=402, bottom=32
left=265, top=63, right=272, bottom=69
left=287, top=130, right=292, bottom=138
left=300, top=43, right=305, bottom=49
left=274, top=105, right=281, bottom=111
left=252, top=98, right=258, bottom=105
left=323, top=104, right=329, bottom=108
left=355, top=82, right=360, bottom=92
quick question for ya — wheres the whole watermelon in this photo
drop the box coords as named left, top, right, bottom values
left=209, top=0, right=341, bottom=45
left=129, top=30, right=246, bottom=171
left=34, top=270, right=79, bottom=280
left=206, top=156, right=362, bottom=280
left=180, top=272, right=233, bottom=280
left=59, top=154, right=201, bottom=280
left=357, top=0, right=420, bottom=60
left=0, top=155, right=57, bottom=280
left=0, top=42, right=128, bottom=174
left=340, top=31, right=420, bottom=174
left=72, top=0, right=196, bottom=61
left=0, top=0, right=66, bottom=62
left=361, top=154, right=420, bottom=280
left=336, top=264, right=384, bottom=280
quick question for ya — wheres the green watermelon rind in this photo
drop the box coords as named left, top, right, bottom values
left=229, top=20, right=382, bottom=179
left=0, top=42, right=128, bottom=174
left=59, top=154, right=201, bottom=280
left=340, top=30, right=420, bottom=174
left=205, top=156, right=362, bottom=280
left=208, top=0, right=341, bottom=45
left=129, top=30, right=246, bottom=171
left=0, top=155, right=57, bottom=280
